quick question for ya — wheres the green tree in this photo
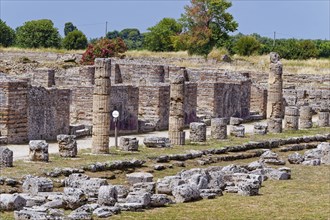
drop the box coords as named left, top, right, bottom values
left=62, top=30, right=88, bottom=50
left=106, top=30, right=119, bottom=39
left=119, top=28, right=144, bottom=50
left=16, top=19, right=61, bottom=48
left=64, top=22, right=77, bottom=36
left=315, top=40, right=330, bottom=58
left=180, top=0, right=238, bottom=56
left=0, top=19, right=15, bottom=47
left=234, top=35, right=261, bottom=56
left=144, top=18, right=182, bottom=51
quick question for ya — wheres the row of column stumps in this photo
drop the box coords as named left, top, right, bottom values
left=92, top=58, right=111, bottom=154
left=267, top=52, right=283, bottom=133
left=168, top=74, right=186, bottom=145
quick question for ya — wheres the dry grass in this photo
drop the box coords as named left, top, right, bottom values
left=0, top=46, right=84, bottom=54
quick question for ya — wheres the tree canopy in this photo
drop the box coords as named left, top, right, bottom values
left=144, top=18, right=182, bottom=52
left=16, top=19, right=61, bottom=48
left=62, top=30, right=88, bottom=50
left=179, top=0, right=238, bottom=56
left=0, top=19, right=15, bottom=47
left=64, top=22, right=77, bottom=36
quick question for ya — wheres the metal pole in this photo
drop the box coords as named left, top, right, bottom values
left=114, top=118, right=118, bottom=149
left=105, top=21, right=108, bottom=37
left=273, top=31, right=276, bottom=48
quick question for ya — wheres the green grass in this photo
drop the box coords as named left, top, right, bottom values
left=1, top=127, right=329, bottom=220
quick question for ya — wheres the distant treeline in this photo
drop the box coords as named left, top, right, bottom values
left=1, top=18, right=329, bottom=60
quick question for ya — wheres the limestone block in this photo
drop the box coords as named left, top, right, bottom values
left=318, top=111, right=329, bottom=127
left=172, top=184, right=201, bottom=203
left=189, top=122, right=206, bottom=142
left=0, top=194, right=26, bottom=211
left=0, top=147, right=13, bottom=167
left=63, top=187, right=88, bottom=210
left=143, top=137, right=171, bottom=148
left=119, top=137, right=139, bottom=151
left=126, top=172, right=153, bottom=185
left=57, top=134, right=77, bottom=157
left=98, top=185, right=118, bottom=206
left=299, top=106, right=313, bottom=129
left=253, top=124, right=267, bottom=135
left=29, top=140, right=49, bottom=162
left=22, top=176, right=53, bottom=196
left=288, top=152, right=304, bottom=164
left=150, top=194, right=173, bottom=207
left=267, top=118, right=282, bottom=133
left=125, top=191, right=151, bottom=207
left=230, top=125, right=245, bottom=137
left=229, top=117, right=243, bottom=125
left=211, top=118, right=227, bottom=139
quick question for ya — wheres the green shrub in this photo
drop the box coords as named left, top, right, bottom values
left=81, top=38, right=127, bottom=65
left=234, top=36, right=261, bottom=56
left=0, top=19, right=15, bottom=47
left=16, top=19, right=61, bottom=48
left=144, top=18, right=182, bottom=52
left=62, top=30, right=88, bottom=50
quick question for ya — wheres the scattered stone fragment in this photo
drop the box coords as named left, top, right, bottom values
left=150, top=194, right=173, bottom=207
left=190, top=122, right=207, bottom=142
left=0, top=193, right=26, bottom=211
left=57, top=134, right=77, bottom=157
left=0, top=147, right=13, bottom=167
left=126, top=172, right=153, bottom=185
left=172, top=184, right=201, bottom=203
left=288, top=152, right=304, bottom=164
left=119, top=137, right=139, bottom=151
left=62, top=187, right=88, bottom=210
left=143, top=137, right=171, bottom=148
left=98, top=185, right=118, bottom=206
left=22, top=176, right=53, bottom=196
left=29, top=140, right=49, bottom=162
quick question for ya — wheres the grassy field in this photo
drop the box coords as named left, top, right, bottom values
left=1, top=47, right=329, bottom=76
left=1, top=127, right=330, bottom=220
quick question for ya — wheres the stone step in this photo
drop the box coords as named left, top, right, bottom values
left=75, top=128, right=91, bottom=138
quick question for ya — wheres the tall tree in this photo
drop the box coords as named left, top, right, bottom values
left=62, top=30, right=88, bottom=50
left=144, top=18, right=182, bottom=51
left=180, top=0, right=238, bottom=56
left=16, top=19, right=61, bottom=48
left=64, top=22, right=77, bottom=36
left=0, top=19, right=15, bottom=47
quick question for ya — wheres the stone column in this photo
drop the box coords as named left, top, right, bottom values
left=190, top=122, right=206, bottom=142
left=29, top=140, right=49, bottom=162
left=267, top=52, right=283, bottom=133
left=211, top=118, right=227, bottom=139
left=92, top=58, right=111, bottom=154
left=57, top=134, right=77, bottom=157
left=284, top=106, right=299, bottom=130
left=318, top=103, right=329, bottom=127
left=299, top=105, right=313, bottom=129
left=168, top=75, right=185, bottom=145
left=0, top=147, right=13, bottom=167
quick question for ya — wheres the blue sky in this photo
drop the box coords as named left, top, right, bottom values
left=0, top=0, right=329, bottom=40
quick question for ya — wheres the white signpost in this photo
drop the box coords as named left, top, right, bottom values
left=112, top=110, right=119, bottom=149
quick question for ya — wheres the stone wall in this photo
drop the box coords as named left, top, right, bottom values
left=197, top=81, right=251, bottom=118
left=138, top=84, right=170, bottom=130
left=250, top=85, right=268, bottom=117
left=0, top=74, right=29, bottom=144
left=28, top=87, right=70, bottom=140
left=110, top=85, right=139, bottom=134
left=111, top=63, right=165, bottom=86
left=283, top=88, right=330, bottom=112
left=70, top=86, right=94, bottom=124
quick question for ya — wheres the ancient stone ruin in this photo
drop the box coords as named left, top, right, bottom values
left=267, top=52, right=283, bottom=133
left=92, top=58, right=111, bottom=154
left=168, top=75, right=186, bottom=145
